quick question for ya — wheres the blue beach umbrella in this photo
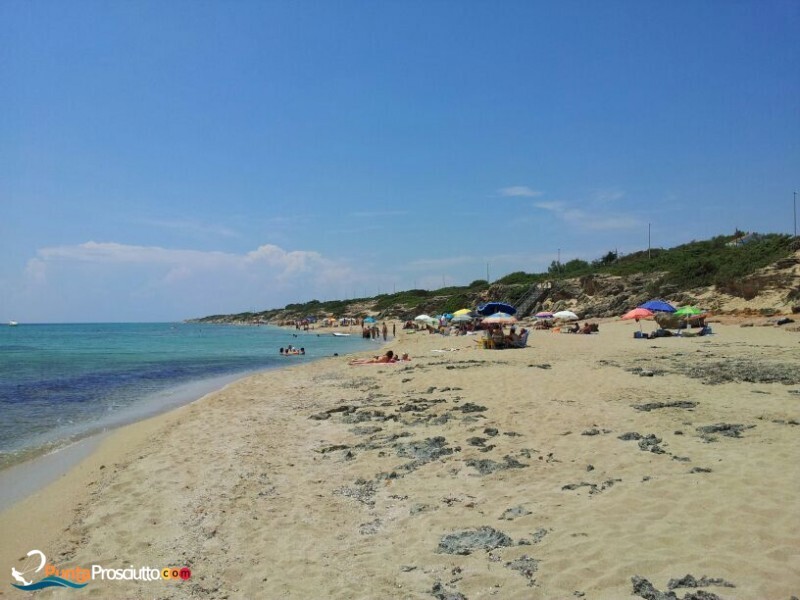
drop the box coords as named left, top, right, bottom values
left=477, top=302, right=517, bottom=316
left=364, top=316, right=377, bottom=323
left=638, top=299, right=676, bottom=313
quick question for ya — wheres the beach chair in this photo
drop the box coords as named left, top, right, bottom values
left=476, top=337, right=494, bottom=349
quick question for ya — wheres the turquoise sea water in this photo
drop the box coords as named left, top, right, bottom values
left=0, top=322, right=376, bottom=468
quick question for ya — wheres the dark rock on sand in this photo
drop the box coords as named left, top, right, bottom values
left=430, top=581, right=467, bottom=600
left=499, top=506, right=531, bottom=520
left=689, top=467, right=712, bottom=474
left=619, top=432, right=643, bottom=441
left=668, top=574, right=735, bottom=590
left=311, top=403, right=358, bottom=418
left=631, top=575, right=679, bottom=599
left=314, top=444, right=350, bottom=454
left=452, top=402, right=488, bottom=413
left=334, top=478, right=378, bottom=506
left=682, top=592, right=723, bottom=600
left=637, top=434, right=666, bottom=454
left=359, top=518, right=382, bottom=535
left=505, top=555, right=539, bottom=585
left=341, top=409, right=398, bottom=424
left=530, top=528, right=549, bottom=543
left=632, top=576, right=728, bottom=600
left=350, top=425, right=383, bottom=435
left=467, top=437, right=487, bottom=447
left=633, top=401, right=698, bottom=412
left=681, top=359, right=800, bottom=385
left=563, top=479, right=621, bottom=495
left=437, top=526, right=514, bottom=555
left=696, top=423, right=754, bottom=440
left=394, top=437, right=453, bottom=472
left=466, top=455, right=528, bottom=475
left=484, top=427, right=499, bottom=437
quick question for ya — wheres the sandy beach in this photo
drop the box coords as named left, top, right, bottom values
left=1, top=320, right=798, bottom=599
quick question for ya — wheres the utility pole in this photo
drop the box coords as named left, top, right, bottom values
left=648, top=223, right=651, bottom=260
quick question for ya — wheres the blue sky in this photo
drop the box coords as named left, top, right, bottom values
left=1, top=1, right=798, bottom=322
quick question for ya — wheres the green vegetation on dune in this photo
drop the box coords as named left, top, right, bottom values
left=190, top=232, right=796, bottom=323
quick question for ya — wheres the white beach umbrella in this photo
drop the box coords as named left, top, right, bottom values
left=553, top=310, right=579, bottom=321
left=450, top=314, right=474, bottom=323
left=414, top=314, right=437, bottom=326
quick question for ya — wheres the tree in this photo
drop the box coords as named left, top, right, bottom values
left=600, top=250, right=617, bottom=265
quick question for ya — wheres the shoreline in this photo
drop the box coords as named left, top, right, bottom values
left=2, top=321, right=798, bottom=598
left=0, top=325, right=385, bottom=510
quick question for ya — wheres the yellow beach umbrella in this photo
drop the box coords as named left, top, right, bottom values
left=453, top=308, right=472, bottom=316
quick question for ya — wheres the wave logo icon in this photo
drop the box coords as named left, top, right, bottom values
left=10, top=550, right=88, bottom=592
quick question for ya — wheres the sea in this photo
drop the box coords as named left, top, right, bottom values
left=0, top=322, right=377, bottom=470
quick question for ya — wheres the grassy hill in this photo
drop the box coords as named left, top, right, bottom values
left=190, top=232, right=798, bottom=324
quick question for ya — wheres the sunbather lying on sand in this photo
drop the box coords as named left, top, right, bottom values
left=349, top=351, right=411, bottom=365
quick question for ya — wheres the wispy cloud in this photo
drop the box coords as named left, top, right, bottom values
left=24, top=242, right=368, bottom=316
left=534, top=200, right=641, bottom=231
left=498, top=186, right=543, bottom=198
left=591, top=188, right=625, bottom=204
left=29, top=241, right=351, bottom=282
left=533, top=200, right=565, bottom=211
left=137, top=218, right=240, bottom=238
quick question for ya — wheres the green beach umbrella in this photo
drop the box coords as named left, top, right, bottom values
left=674, top=306, right=703, bottom=317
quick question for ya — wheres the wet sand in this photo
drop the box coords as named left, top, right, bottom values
left=1, top=321, right=798, bottom=599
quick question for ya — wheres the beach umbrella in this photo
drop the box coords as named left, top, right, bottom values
left=535, top=311, right=554, bottom=319
left=638, top=299, right=676, bottom=313
left=477, top=302, right=517, bottom=316
left=364, top=316, right=377, bottom=323
left=453, top=308, right=472, bottom=317
left=621, top=307, right=654, bottom=332
left=622, top=307, right=655, bottom=320
left=414, top=314, right=438, bottom=327
left=674, top=305, right=706, bottom=328
left=482, top=311, right=517, bottom=324
left=552, top=310, right=579, bottom=321
left=451, top=314, right=473, bottom=323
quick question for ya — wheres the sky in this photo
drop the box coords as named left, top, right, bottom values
left=1, top=1, right=798, bottom=323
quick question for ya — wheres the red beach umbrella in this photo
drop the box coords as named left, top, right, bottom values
left=621, top=307, right=654, bottom=332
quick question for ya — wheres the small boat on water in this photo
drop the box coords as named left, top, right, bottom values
left=332, top=332, right=350, bottom=337
left=8, top=321, right=18, bottom=326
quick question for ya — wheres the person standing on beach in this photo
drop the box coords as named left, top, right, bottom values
left=382, top=322, right=388, bottom=341
left=392, top=322, right=396, bottom=337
